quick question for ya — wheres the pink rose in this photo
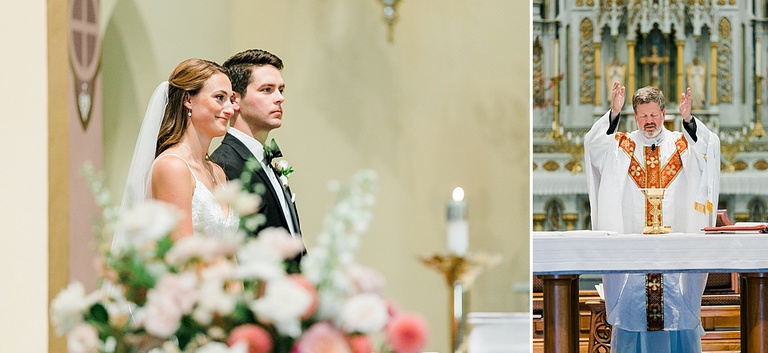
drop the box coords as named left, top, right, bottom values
left=295, top=322, right=352, bottom=353
left=385, top=313, right=429, bottom=353
left=228, top=324, right=273, bottom=353
left=347, top=334, right=372, bottom=353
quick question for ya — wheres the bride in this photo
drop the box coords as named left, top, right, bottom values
left=117, top=58, right=239, bottom=244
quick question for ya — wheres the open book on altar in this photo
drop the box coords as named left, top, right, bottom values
left=702, top=222, right=768, bottom=234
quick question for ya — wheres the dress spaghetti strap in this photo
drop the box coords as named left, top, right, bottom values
left=155, top=153, right=200, bottom=184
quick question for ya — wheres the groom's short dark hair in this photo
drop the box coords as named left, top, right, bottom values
left=223, top=49, right=283, bottom=96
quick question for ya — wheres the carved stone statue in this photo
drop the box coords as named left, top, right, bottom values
left=605, top=57, right=626, bottom=102
left=686, top=57, right=706, bottom=109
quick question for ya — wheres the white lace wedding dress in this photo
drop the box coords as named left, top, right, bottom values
left=162, top=154, right=240, bottom=238
left=190, top=176, right=240, bottom=237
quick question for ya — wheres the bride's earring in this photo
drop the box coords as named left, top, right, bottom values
left=188, top=110, right=192, bottom=117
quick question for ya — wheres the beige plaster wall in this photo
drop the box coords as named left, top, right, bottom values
left=0, top=1, right=51, bottom=352
left=101, top=1, right=528, bottom=352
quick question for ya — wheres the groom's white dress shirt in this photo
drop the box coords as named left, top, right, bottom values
left=227, top=127, right=296, bottom=235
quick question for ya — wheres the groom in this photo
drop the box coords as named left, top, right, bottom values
left=210, top=49, right=303, bottom=258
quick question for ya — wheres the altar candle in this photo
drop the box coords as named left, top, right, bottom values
left=553, top=38, right=559, bottom=74
left=447, top=187, right=469, bottom=255
left=757, top=38, right=762, bottom=72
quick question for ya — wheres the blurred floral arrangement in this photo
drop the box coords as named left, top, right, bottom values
left=52, top=166, right=428, bottom=353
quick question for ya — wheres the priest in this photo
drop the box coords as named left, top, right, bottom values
left=584, top=82, right=720, bottom=353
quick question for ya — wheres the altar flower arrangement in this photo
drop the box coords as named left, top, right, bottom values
left=52, top=169, right=428, bottom=353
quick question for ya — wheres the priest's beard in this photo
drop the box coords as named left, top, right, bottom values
left=639, top=122, right=662, bottom=139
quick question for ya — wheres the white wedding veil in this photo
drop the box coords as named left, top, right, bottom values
left=110, top=81, right=169, bottom=253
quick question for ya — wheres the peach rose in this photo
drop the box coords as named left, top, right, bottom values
left=227, top=324, right=273, bottom=353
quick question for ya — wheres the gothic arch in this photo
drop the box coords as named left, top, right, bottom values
left=101, top=0, right=160, bottom=202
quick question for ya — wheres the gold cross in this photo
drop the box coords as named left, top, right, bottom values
left=639, top=46, right=669, bottom=88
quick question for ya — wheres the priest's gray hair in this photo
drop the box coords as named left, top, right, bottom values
left=632, top=86, right=666, bottom=112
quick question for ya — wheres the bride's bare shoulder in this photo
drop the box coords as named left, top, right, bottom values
left=152, top=152, right=193, bottom=184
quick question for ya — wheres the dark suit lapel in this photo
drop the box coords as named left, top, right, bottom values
left=282, top=185, right=301, bottom=235
left=221, top=133, right=297, bottom=232
left=221, top=133, right=253, bottom=164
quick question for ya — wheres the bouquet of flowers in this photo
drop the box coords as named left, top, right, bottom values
left=51, top=169, right=428, bottom=353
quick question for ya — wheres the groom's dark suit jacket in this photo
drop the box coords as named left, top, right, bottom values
left=210, top=133, right=304, bottom=271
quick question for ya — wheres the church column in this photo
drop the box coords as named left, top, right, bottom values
left=711, top=42, right=719, bottom=105
left=0, top=1, right=68, bottom=352
left=49, top=0, right=70, bottom=352
left=676, top=41, right=685, bottom=94
left=628, top=41, right=637, bottom=94
left=595, top=42, right=602, bottom=106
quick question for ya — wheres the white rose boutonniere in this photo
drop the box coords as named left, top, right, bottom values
left=273, top=159, right=294, bottom=188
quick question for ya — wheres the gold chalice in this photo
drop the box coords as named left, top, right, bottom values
left=641, top=188, right=669, bottom=234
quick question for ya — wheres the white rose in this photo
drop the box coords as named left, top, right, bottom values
left=345, top=263, right=385, bottom=294
left=201, top=259, right=236, bottom=282
left=213, top=181, right=261, bottom=216
left=276, top=160, right=289, bottom=171
left=197, top=342, right=247, bottom=353
left=67, top=323, right=99, bottom=353
left=249, top=277, right=313, bottom=337
left=117, top=201, right=179, bottom=250
left=141, top=290, right=182, bottom=338
left=154, top=273, right=199, bottom=314
left=193, top=280, right=237, bottom=325
left=212, top=180, right=243, bottom=204
left=51, top=282, right=93, bottom=335
left=233, top=192, right=260, bottom=216
left=337, top=293, right=389, bottom=333
left=165, top=236, right=215, bottom=266
left=236, top=238, right=287, bottom=281
left=255, top=227, right=304, bottom=259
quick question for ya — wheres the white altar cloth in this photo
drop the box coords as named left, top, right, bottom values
left=533, top=231, right=768, bottom=274
left=467, top=312, right=529, bottom=353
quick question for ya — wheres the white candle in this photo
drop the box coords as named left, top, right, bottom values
left=447, top=187, right=468, bottom=255
left=553, top=38, right=559, bottom=74
left=757, top=37, right=762, bottom=74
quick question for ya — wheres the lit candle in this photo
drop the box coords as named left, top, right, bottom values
left=447, top=187, right=469, bottom=255
left=553, top=38, right=559, bottom=74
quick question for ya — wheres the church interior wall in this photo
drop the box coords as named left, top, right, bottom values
left=100, top=1, right=526, bottom=352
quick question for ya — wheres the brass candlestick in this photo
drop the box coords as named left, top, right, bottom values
left=419, top=253, right=502, bottom=353
left=753, top=75, right=766, bottom=138
left=549, top=75, right=563, bottom=140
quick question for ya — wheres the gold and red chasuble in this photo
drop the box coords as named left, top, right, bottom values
left=616, top=132, right=687, bottom=331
